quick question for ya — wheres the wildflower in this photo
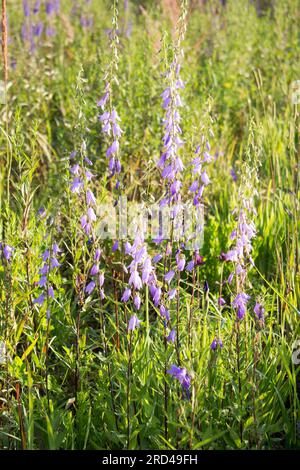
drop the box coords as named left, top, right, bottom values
left=90, top=264, right=99, bottom=276
left=129, top=270, right=142, bottom=290
left=46, top=1, right=59, bottom=15
left=230, top=168, right=238, bottom=182
left=51, top=257, right=60, bottom=268
left=134, top=294, right=141, bottom=310
left=106, top=140, right=119, bottom=157
left=166, top=243, right=172, bottom=256
left=167, top=365, right=191, bottom=391
left=218, top=297, right=226, bottom=306
left=99, top=289, right=105, bottom=300
left=80, top=16, right=93, bottom=28
left=33, top=1, right=41, bottom=14
left=112, top=240, right=119, bottom=253
left=38, top=276, right=47, bottom=287
left=97, top=92, right=109, bottom=109
left=39, top=264, right=49, bottom=275
left=33, top=293, right=45, bottom=305
left=98, top=9, right=123, bottom=178
left=33, top=22, right=43, bottom=37
left=201, top=170, right=210, bottom=185
left=48, top=286, right=54, bottom=298
left=220, top=249, right=238, bottom=262
left=186, top=260, right=194, bottom=271
left=87, top=207, right=96, bottom=222
left=46, top=27, right=55, bottom=37
left=71, top=177, right=83, bottom=193
left=142, top=258, right=152, bottom=283
left=152, top=285, right=161, bottom=306
left=160, top=304, right=170, bottom=321
left=37, top=206, right=47, bottom=218
left=189, top=180, right=199, bottom=192
left=3, top=245, right=13, bottom=261
left=186, top=133, right=215, bottom=270
left=210, top=338, right=223, bottom=351
left=94, top=248, right=101, bottom=261
left=232, top=292, right=250, bottom=320
left=124, top=241, right=132, bottom=254
left=254, top=302, right=265, bottom=320
left=128, top=315, right=141, bottom=331
left=168, top=288, right=177, bottom=300
left=70, top=165, right=80, bottom=176
left=23, top=0, right=30, bottom=17
left=86, top=189, right=96, bottom=206
left=121, top=287, right=131, bottom=302
left=81, top=215, right=90, bottom=235
left=176, top=251, right=185, bottom=271
left=164, top=270, right=175, bottom=284
left=158, top=21, right=187, bottom=213
left=167, top=329, right=176, bottom=343
left=85, top=170, right=94, bottom=181
left=52, top=243, right=61, bottom=255
left=85, top=281, right=96, bottom=295
left=42, top=249, right=50, bottom=261
left=170, top=180, right=182, bottom=195
left=98, top=272, right=105, bottom=287
left=85, top=157, right=93, bottom=166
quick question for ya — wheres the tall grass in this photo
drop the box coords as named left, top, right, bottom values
left=0, top=0, right=299, bottom=450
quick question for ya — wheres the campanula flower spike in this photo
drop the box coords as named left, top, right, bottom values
left=98, top=0, right=123, bottom=186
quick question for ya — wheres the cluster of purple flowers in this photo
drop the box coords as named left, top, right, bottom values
left=189, top=135, right=213, bottom=207
left=121, top=227, right=182, bottom=353
left=152, top=245, right=189, bottom=346
left=154, top=4, right=193, bottom=394
left=121, top=230, right=155, bottom=330
left=98, top=105, right=122, bottom=180
left=254, top=301, right=265, bottom=322
left=210, top=337, right=223, bottom=351
left=128, top=314, right=141, bottom=331
left=121, top=231, right=191, bottom=392
left=85, top=248, right=105, bottom=298
left=167, top=364, right=191, bottom=392
left=222, top=205, right=256, bottom=319
left=33, top=241, right=61, bottom=318
left=69, top=146, right=106, bottom=300
left=158, top=61, right=184, bottom=213
left=22, top=0, right=60, bottom=52
left=71, top=0, right=94, bottom=29
left=220, top=164, right=264, bottom=322
left=69, top=147, right=96, bottom=237
left=97, top=4, right=122, bottom=184
left=232, top=291, right=251, bottom=320
left=0, top=243, right=13, bottom=262
left=184, top=132, right=215, bottom=271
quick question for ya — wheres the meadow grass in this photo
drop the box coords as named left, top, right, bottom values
left=0, top=0, right=299, bottom=450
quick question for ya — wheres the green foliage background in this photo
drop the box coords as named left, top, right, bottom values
left=0, top=0, right=299, bottom=450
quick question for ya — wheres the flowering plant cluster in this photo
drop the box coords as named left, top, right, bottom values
left=21, top=0, right=60, bottom=51
left=2, top=0, right=296, bottom=452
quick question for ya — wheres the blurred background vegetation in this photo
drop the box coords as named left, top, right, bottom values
left=0, top=0, right=299, bottom=450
